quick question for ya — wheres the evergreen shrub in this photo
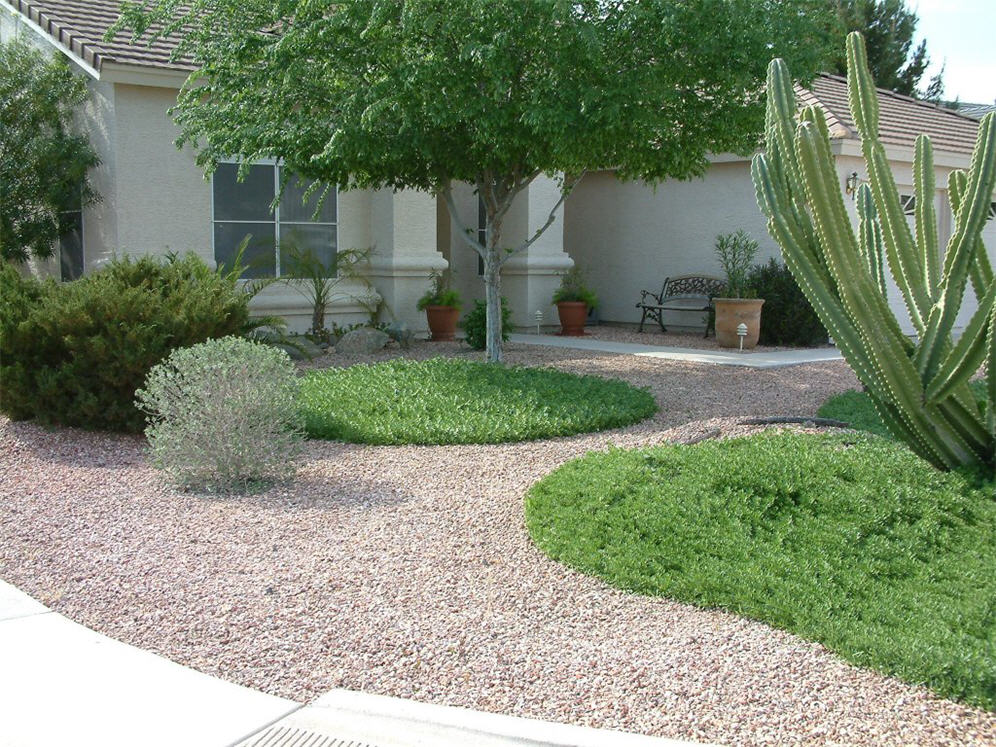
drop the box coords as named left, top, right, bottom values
left=747, top=258, right=827, bottom=346
left=462, top=297, right=512, bottom=351
left=0, top=253, right=252, bottom=432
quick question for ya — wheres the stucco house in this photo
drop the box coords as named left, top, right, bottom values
left=4, top=0, right=993, bottom=337
left=566, top=74, right=996, bottom=335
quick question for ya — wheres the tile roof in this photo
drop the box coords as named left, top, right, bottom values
left=798, top=73, right=981, bottom=156
left=955, top=102, right=996, bottom=121
left=2, top=0, right=193, bottom=72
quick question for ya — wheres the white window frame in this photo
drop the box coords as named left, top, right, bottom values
left=210, top=159, right=339, bottom=278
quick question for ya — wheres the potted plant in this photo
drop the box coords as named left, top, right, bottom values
left=552, top=266, right=598, bottom=336
left=713, top=230, right=764, bottom=349
left=417, top=270, right=462, bottom=341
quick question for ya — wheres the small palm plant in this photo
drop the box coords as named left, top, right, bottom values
left=280, top=242, right=372, bottom=343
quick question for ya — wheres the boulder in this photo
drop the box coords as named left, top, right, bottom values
left=280, top=337, right=326, bottom=360
left=336, top=327, right=390, bottom=354
left=384, top=321, right=414, bottom=350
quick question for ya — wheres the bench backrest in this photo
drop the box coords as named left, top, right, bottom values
left=662, top=275, right=727, bottom=299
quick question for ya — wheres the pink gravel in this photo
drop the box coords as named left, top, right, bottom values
left=1, top=342, right=993, bottom=746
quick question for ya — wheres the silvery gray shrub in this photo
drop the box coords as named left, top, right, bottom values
left=136, top=336, right=303, bottom=492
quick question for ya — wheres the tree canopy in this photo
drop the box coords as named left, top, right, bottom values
left=829, top=0, right=943, bottom=99
left=0, top=37, right=100, bottom=263
left=114, top=0, right=835, bottom=360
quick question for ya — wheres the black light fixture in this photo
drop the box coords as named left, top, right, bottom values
left=845, top=171, right=860, bottom=199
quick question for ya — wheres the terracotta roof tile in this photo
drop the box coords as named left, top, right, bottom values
left=798, top=73, right=981, bottom=156
left=2, top=0, right=193, bottom=72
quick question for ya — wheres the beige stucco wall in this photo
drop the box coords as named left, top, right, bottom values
left=441, top=178, right=573, bottom=330
left=566, top=161, right=780, bottom=330
left=109, top=84, right=212, bottom=264
left=567, top=153, right=996, bottom=337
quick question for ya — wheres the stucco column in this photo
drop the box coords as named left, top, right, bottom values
left=367, top=187, right=448, bottom=332
left=502, top=175, right=574, bottom=329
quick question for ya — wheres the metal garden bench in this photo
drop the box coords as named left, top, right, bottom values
left=636, top=275, right=727, bottom=337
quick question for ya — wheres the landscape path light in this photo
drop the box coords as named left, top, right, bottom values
left=737, top=322, right=748, bottom=352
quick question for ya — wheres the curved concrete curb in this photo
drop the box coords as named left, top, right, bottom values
left=239, top=688, right=707, bottom=747
left=0, top=580, right=300, bottom=747
left=1, top=583, right=707, bottom=747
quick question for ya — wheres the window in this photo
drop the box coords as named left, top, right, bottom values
left=212, top=163, right=337, bottom=278
left=58, top=189, right=84, bottom=281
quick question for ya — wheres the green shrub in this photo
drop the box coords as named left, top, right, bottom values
left=552, top=265, right=598, bottom=309
left=461, top=297, right=512, bottom=351
left=747, top=258, right=827, bottom=346
left=417, top=269, right=462, bottom=310
left=0, top=264, right=50, bottom=421
left=714, top=230, right=758, bottom=298
left=527, top=431, right=996, bottom=710
left=0, top=253, right=252, bottom=432
left=136, top=337, right=302, bottom=492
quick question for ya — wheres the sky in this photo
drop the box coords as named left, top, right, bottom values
left=913, top=0, right=996, bottom=104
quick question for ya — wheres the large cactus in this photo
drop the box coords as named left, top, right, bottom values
left=752, top=32, right=996, bottom=473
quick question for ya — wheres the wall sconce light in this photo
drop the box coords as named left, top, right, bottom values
left=845, top=171, right=860, bottom=199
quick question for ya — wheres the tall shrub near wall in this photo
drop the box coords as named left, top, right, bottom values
left=747, top=259, right=827, bottom=346
left=0, top=254, right=252, bottom=432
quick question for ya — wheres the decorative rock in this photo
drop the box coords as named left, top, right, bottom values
left=280, top=337, right=325, bottom=361
left=385, top=321, right=414, bottom=350
left=336, top=328, right=390, bottom=354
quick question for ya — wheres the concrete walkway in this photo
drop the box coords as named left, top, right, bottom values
left=509, top=333, right=843, bottom=368
left=0, top=580, right=298, bottom=747
left=0, top=580, right=703, bottom=747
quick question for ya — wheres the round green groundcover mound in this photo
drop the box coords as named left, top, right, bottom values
left=299, top=357, right=657, bottom=445
left=526, top=431, right=996, bottom=710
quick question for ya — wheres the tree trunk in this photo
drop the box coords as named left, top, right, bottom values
left=483, top=249, right=503, bottom=363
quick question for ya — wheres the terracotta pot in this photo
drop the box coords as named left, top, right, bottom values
left=556, top=301, right=589, bottom=336
left=714, top=298, right=765, bottom=349
left=424, top=305, right=460, bottom=341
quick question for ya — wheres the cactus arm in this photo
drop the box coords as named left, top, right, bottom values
left=949, top=169, right=994, bottom=299
left=753, top=155, right=888, bottom=393
left=934, top=396, right=991, bottom=460
left=870, top=395, right=950, bottom=466
left=753, top=42, right=994, bottom=473
left=989, top=316, right=996, bottom=435
left=856, top=183, right=887, bottom=297
left=916, top=114, right=996, bottom=381
left=925, top=280, right=996, bottom=402
left=795, top=114, right=911, bottom=351
left=847, top=33, right=930, bottom=333
left=914, top=135, right=941, bottom=295
left=794, top=122, right=974, bottom=468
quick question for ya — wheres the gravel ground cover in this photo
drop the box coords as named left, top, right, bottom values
left=1, top=340, right=993, bottom=746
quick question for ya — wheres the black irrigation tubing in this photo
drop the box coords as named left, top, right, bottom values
left=681, top=417, right=853, bottom=446
left=737, top=416, right=852, bottom=428
left=684, top=429, right=721, bottom=445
